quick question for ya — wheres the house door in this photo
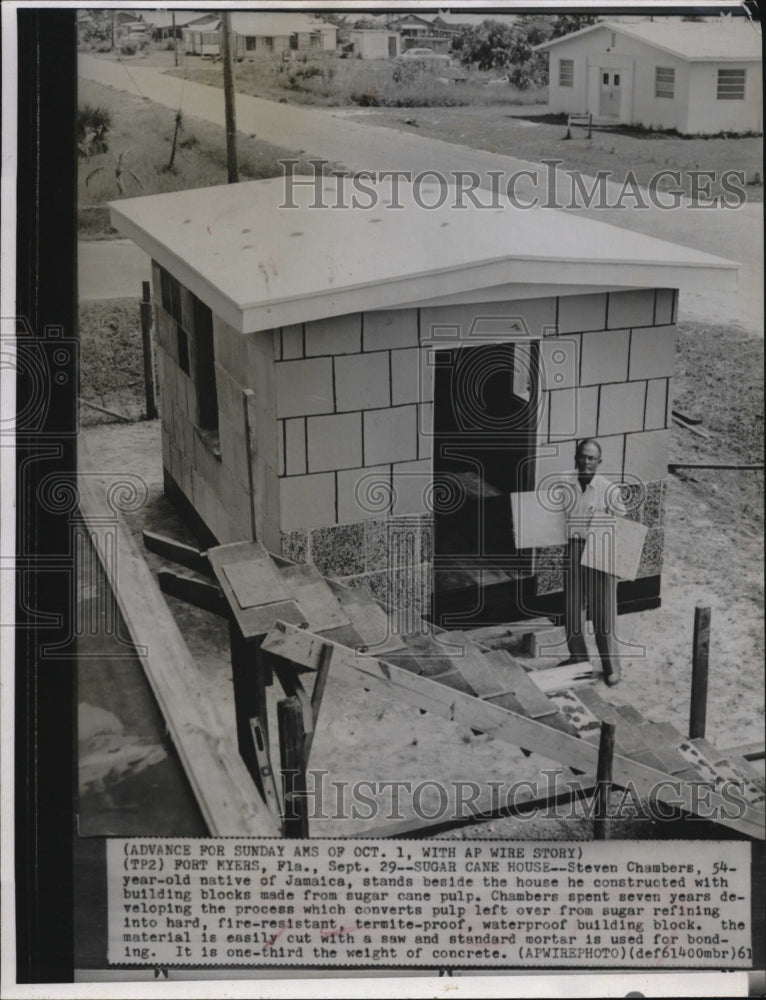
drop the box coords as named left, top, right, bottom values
left=388, top=36, right=397, bottom=57
left=599, top=70, right=622, bottom=116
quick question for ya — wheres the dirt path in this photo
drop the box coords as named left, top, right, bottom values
left=78, top=54, right=762, bottom=335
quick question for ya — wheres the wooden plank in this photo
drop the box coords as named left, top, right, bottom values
left=261, top=622, right=766, bottom=839
left=278, top=696, right=309, bottom=838
left=722, top=742, right=765, bottom=762
left=482, top=650, right=560, bottom=719
left=325, top=579, right=410, bottom=656
left=689, top=605, right=711, bottom=739
left=594, top=722, right=616, bottom=840
left=548, top=689, right=602, bottom=741
left=441, top=631, right=511, bottom=697
left=360, top=777, right=598, bottom=839
left=142, top=530, right=214, bottom=577
left=250, top=717, right=283, bottom=826
left=279, top=564, right=350, bottom=633
left=529, top=661, right=596, bottom=694
left=678, top=741, right=765, bottom=806
left=77, top=446, right=280, bottom=836
left=157, top=570, right=229, bottom=618
left=208, top=540, right=300, bottom=637
left=223, top=559, right=290, bottom=610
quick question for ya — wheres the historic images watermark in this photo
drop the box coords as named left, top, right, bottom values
left=280, top=159, right=748, bottom=211
left=279, top=769, right=751, bottom=825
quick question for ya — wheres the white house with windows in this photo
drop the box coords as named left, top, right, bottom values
left=536, top=19, right=762, bottom=134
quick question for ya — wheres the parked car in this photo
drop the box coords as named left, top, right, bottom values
left=396, top=47, right=452, bottom=65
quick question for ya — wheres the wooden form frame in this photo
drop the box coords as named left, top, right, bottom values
left=262, top=621, right=766, bottom=841
left=76, top=449, right=280, bottom=836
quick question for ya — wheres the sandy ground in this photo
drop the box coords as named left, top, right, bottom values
left=78, top=417, right=764, bottom=841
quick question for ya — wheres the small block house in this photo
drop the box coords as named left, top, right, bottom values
left=111, top=177, right=736, bottom=625
left=348, top=29, right=402, bottom=60
left=536, top=19, right=762, bottom=134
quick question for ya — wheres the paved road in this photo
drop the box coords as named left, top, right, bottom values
left=79, top=54, right=762, bottom=335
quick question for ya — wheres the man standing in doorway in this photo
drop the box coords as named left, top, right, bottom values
left=559, top=438, right=624, bottom=686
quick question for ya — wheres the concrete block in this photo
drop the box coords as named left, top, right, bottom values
left=540, top=335, right=580, bottom=391
left=281, top=323, right=304, bottom=360
left=644, top=378, right=669, bottom=431
left=275, top=357, right=334, bottom=418
left=364, top=308, right=419, bottom=351
left=598, top=380, right=646, bottom=436
left=364, top=405, right=417, bottom=466
left=305, top=313, right=361, bottom=356
left=310, top=522, right=366, bottom=577
left=281, top=530, right=308, bottom=564
left=580, top=329, right=630, bottom=386
left=597, top=433, right=626, bottom=482
left=629, top=325, right=676, bottom=381
left=557, top=292, right=607, bottom=334
left=654, top=288, right=676, bottom=326
left=534, top=441, right=576, bottom=489
left=307, top=412, right=362, bottom=472
left=392, top=458, right=431, bottom=516
left=334, top=351, right=390, bottom=412
left=666, top=379, right=674, bottom=428
left=549, top=385, right=598, bottom=442
left=284, top=417, right=306, bottom=476
left=607, top=289, right=655, bottom=330
left=279, top=472, right=336, bottom=530
left=337, top=465, right=391, bottom=524
left=624, top=429, right=670, bottom=485
left=391, top=347, right=420, bottom=406
left=418, top=402, right=433, bottom=460
left=420, top=296, right=556, bottom=341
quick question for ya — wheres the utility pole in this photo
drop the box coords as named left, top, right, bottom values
left=172, top=10, right=178, bottom=67
left=221, top=11, right=239, bottom=183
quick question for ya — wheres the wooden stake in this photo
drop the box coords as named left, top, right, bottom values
left=594, top=721, right=615, bottom=841
left=139, top=280, right=157, bottom=419
left=689, top=605, right=711, bottom=739
left=221, top=12, right=239, bottom=184
left=278, top=696, right=309, bottom=837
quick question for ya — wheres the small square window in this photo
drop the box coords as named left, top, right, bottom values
left=603, top=72, right=609, bottom=85
left=614, top=73, right=620, bottom=85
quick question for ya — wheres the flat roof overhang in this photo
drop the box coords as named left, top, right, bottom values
left=110, top=177, right=739, bottom=335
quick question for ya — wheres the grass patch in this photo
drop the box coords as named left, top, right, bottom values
left=78, top=78, right=325, bottom=237
left=166, top=53, right=545, bottom=108
left=356, top=105, right=763, bottom=203
left=79, top=298, right=146, bottom=423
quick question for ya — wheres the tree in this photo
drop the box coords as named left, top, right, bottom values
left=453, top=19, right=548, bottom=89
left=548, top=14, right=600, bottom=38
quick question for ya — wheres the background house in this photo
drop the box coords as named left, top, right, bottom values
left=347, top=29, right=402, bottom=60
left=184, top=12, right=337, bottom=59
left=537, top=19, right=762, bottom=134
left=388, top=13, right=451, bottom=54
left=110, top=177, right=736, bottom=626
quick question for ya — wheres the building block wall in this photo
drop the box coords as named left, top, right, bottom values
left=153, top=267, right=677, bottom=616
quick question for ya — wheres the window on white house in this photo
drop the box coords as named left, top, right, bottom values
left=559, top=59, right=574, bottom=87
left=717, top=68, right=746, bottom=99
left=245, top=36, right=255, bottom=51
left=264, top=36, right=273, bottom=52
left=655, top=66, right=675, bottom=98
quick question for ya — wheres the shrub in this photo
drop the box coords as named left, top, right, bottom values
left=120, top=42, right=137, bottom=55
left=77, top=103, right=112, bottom=157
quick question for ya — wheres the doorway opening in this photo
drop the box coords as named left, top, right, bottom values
left=431, top=341, right=540, bottom=624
